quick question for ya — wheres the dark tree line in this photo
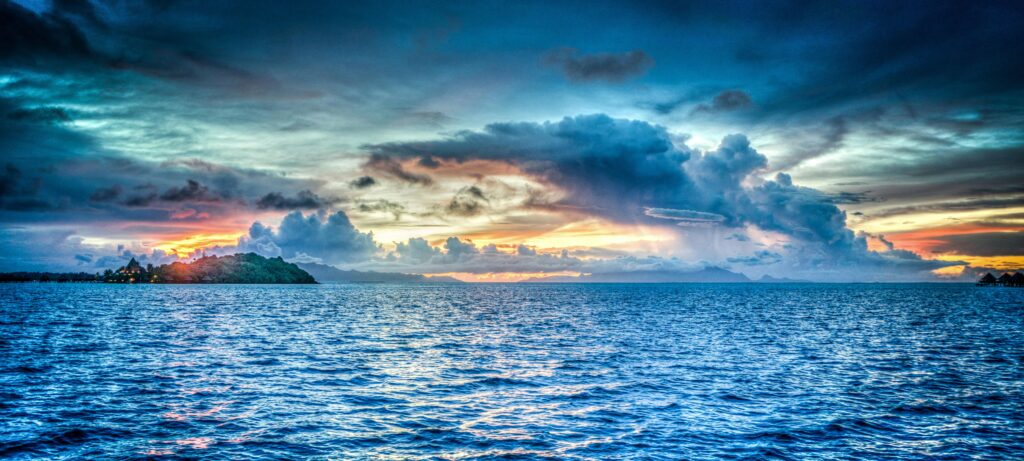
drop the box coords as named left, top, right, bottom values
left=1, top=253, right=317, bottom=284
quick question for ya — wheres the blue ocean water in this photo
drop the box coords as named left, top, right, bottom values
left=1, top=283, right=1023, bottom=460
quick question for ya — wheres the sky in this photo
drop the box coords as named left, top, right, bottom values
left=1, top=0, right=1022, bottom=281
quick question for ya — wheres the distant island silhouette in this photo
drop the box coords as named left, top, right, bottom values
left=297, top=262, right=463, bottom=283
left=0, top=253, right=316, bottom=284
left=977, top=272, right=1024, bottom=287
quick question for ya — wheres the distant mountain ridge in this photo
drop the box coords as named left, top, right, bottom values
left=756, top=275, right=811, bottom=283
left=297, top=262, right=463, bottom=283
left=520, top=267, right=751, bottom=283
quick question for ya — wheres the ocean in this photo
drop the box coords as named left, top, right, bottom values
left=1, top=283, right=1023, bottom=460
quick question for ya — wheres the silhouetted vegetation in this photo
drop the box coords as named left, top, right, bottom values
left=0, top=272, right=101, bottom=282
left=1, top=253, right=317, bottom=284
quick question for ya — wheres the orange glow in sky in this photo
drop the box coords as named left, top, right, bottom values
left=428, top=271, right=582, bottom=282
left=151, top=232, right=245, bottom=256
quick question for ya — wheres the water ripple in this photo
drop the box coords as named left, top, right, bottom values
left=1, top=283, right=1023, bottom=459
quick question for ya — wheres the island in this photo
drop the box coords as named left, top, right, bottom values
left=297, top=262, right=463, bottom=283
left=0, top=253, right=317, bottom=284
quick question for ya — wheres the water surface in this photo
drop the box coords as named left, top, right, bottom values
left=1, top=283, right=1023, bottom=459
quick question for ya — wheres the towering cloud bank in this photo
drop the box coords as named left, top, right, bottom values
left=366, top=114, right=955, bottom=278
left=238, top=211, right=378, bottom=264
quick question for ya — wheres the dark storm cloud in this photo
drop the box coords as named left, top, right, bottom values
left=544, top=48, right=653, bottom=83
left=446, top=186, right=489, bottom=217
left=0, top=93, right=330, bottom=224
left=349, top=176, right=377, bottom=189
left=866, top=196, right=1024, bottom=220
left=0, top=0, right=95, bottom=66
left=6, top=106, right=72, bottom=124
left=122, top=184, right=158, bottom=207
left=367, top=114, right=954, bottom=275
left=159, top=179, right=221, bottom=202
left=930, top=232, right=1024, bottom=257
left=367, top=115, right=693, bottom=220
left=0, top=163, right=54, bottom=211
left=418, top=156, right=441, bottom=169
left=692, top=90, right=754, bottom=114
left=119, top=180, right=226, bottom=207
left=88, top=184, right=121, bottom=202
left=676, top=0, right=1024, bottom=119
left=770, top=117, right=849, bottom=171
left=824, top=191, right=881, bottom=205
left=256, top=190, right=341, bottom=210
left=363, top=154, right=433, bottom=185
left=1, top=0, right=285, bottom=95
left=0, top=163, right=30, bottom=197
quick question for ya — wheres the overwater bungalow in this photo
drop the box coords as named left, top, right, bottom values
left=977, top=272, right=1023, bottom=287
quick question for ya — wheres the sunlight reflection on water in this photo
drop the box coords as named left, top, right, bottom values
left=1, top=283, right=1023, bottom=459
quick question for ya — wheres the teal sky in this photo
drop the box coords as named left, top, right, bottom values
left=2, top=0, right=1022, bottom=280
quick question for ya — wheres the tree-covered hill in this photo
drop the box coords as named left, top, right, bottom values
left=104, top=253, right=317, bottom=284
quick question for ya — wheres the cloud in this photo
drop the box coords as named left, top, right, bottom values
left=644, top=207, right=726, bottom=227
left=770, top=117, right=849, bottom=171
left=159, top=179, right=222, bottom=202
left=356, top=200, right=405, bottom=220
left=446, top=186, right=489, bottom=217
left=256, top=190, right=340, bottom=210
left=0, top=0, right=96, bottom=67
left=727, top=250, right=782, bottom=266
left=930, top=231, right=1024, bottom=256
left=363, top=154, right=433, bottom=185
left=6, top=106, right=72, bottom=124
left=0, top=227, right=178, bottom=272
left=365, top=114, right=956, bottom=277
left=349, top=176, right=377, bottom=189
left=866, top=196, right=1024, bottom=220
left=367, top=114, right=694, bottom=221
left=0, top=163, right=55, bottom=211
left=692, top=90, right=753, bottom=114
left=89, top=184, right=121, bottom=202
left=237, top=210, right=378, bottom=265
left=544, top=48, right=653, bottom=83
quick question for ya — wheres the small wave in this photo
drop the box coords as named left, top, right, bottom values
left=1, top=365, right=52, bottom=374
left=0, top=427, right=132, bottom=457
left=892, top=403, right=959, bottom=416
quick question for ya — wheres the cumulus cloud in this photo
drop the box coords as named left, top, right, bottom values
left=367, top=234, right=715, bottom=276
left=544, top=48, right=653, bottom=83
left=0, top=227, right=178, bottom=272
left=365, top=114, right=957, bottom=278
left=237, top=210, right=378, bottom=265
